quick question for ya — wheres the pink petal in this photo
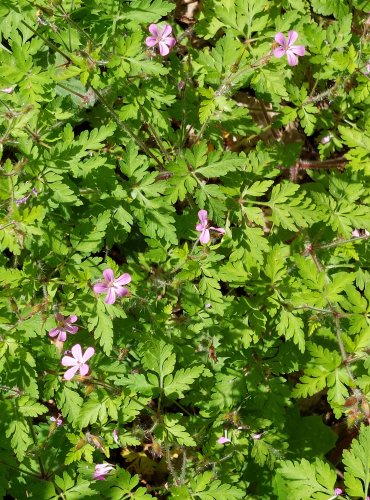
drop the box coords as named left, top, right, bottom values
left=161, top=24, right=172, bottom=38
left=114, top=286, right=129, bottom=298
left=291, top=45, right=305, bottom=56
left=273, top=47, right=286, bottom=58
left=218, top=436, right=231, bottom=444
left=145, top=36, right=158, bottom=47
left=63, top=365, right=80, bottom=380
left=65, top=325, right=79, bottom=334
left=61, top=355, right=77, bottom=367
left=68, top=315, right=78, bottom=323
left=58, top=331, right=67, bottom=342
left=287, top=30, right=299, bottom=46
left=159, top=41, right=170, bottom=56
left=105, top=287, right=116, bottom=304
left=94, top=283, right=108, bottom=294
left=274, top=32, right=286, bottom=46
left=286, top=50, right=298, bottom=66
left=71, top=344, right=83, bottom=362
left=199, top=229, right=210, bottom=244
left=49, top=328, right=61, bottom=338
left=148, top=23, right=159, bottom=37
left=210, top=227, right=225, bottom=235
left=165, top=37, right=176, bottom=49
left=198, top=210, right=208, bottom=225
left=103, top=268, right=115, bottom=283
left=114, top=273, right=132, bottom=286
left=82, top=347, right=95, bottom=363
left=79, top=363, right=89, bottom=376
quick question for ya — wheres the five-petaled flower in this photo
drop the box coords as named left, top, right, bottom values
left=61, top=344, right=95, bottom=380
left=145, top=24, right=176, bottom=56
left=93, top=463, right=115, bottom=480
left=49, top=313, right=79, bottom=342
left=273, top=31, right=305, bottom=66
left=93, top=268, right=132, bottom=305
left=196, top=210, right=225, bottom=244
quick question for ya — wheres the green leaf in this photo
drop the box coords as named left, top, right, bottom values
left=5, top=419, right=33, bottom=462
left=190, top=471, right=245, bottom=499
left=17, top=396, right=48, bottom=417
left=88, top=300, right=114, bottom=356
left=276, top=458, right=337, bottom=499
left=343, top=425, right=370, bottom=498
left=277, top=310, right=305, bottom=353
left=155, top=414, right=196, bottom=446
left=57, top=386, right=83, bottom=422
left=141, top=339, right=176, bottom=381
left=164, top=365, right=204, bottom=399
left=267, top=183, right=316, bottom=231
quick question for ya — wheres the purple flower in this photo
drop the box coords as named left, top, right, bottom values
left=145, top=24, right=176, bottom=56
left=364, top=62, right=370, bottom=75
left=61, top=344, right=95, bottom=380
left=15, top=187, right=38, bottom=206
left=50, top=415, right=63, bottom=426
left=93, top=268, right=132, bottom=305
left=93, top=463, right=115, bottom=480
left=273, top=31, right=305, bottom=66
left=49, top=313, right=79, bottom=342
left=15, top=195, right=30, bottom=206
left=334, top=488, right=343, bottom=497
left=196, top=210, right=225, bottom=244
left=217, top=436, right=231, bottom=444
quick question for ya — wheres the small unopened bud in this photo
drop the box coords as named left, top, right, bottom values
left=320, top=134, right=333, bottom=144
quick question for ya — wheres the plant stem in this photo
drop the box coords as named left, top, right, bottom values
left=147, top=121, right=171, bottom=162
left=193, top=51, right=268, bottom=143
left=92, top=87, right=164, bottom=169
left=316, top=234, right=370, bottom=249
left=27, top=417, right=47, bottom=478
left=165, top=441, right=180, bottom=486
left=0, top=461, right=40, bottom=478
left=21, top=20, right=72, bottom=62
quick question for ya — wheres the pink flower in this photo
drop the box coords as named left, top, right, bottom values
left=217, top=436, right=231, bottom=444
left=196, top=210, right=225, bottom=244
left=145, top=24, right=176, bottom=56
left=50, top=415, right=63, bottom=426
left=1, top=87, right=14, bottom=94
left=252, top=433, right=262, bottom=440
left=61, top=344, right=95, bottom=380
left=93, top=463, right=115, bottom=480
left=352, top=229, right=370, bottom=238
left=365, top=62, right=370, bottom=75
left=49, top=313, right=79, bottom=342
left=273, top=31, right=305, bottom=66
left=93, top=268, right=132, bottom=305
left=334, top=488, right=343, bottom=497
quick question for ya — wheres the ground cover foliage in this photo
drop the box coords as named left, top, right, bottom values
left=0, top=0, right=370, bottom=498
